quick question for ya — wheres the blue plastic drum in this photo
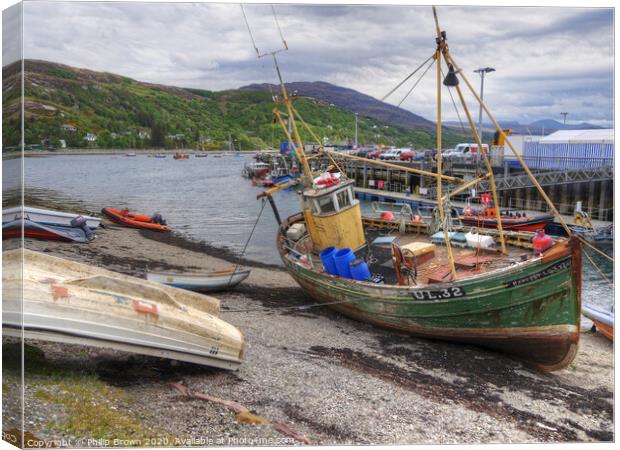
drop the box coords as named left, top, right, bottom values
left=334, top=248, right=355, bottom=278
left=319, top=246, right=338, bottom=275
left=350, top=258, right=371, bottom=281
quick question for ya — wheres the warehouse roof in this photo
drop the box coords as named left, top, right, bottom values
left=539, top=129, right=614, bottom=144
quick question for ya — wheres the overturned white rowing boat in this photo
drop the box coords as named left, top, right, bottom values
left=2, top=206, right=102, bottom=229
left=146, top=268, right=251, bottom=292
left=2, top=249, right=245, bottom=370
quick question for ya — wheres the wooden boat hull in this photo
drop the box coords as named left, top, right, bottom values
left=3, top=219, right=91, bottom=243
left=2, top=249, right=245, bottom=369
left=277, top=214, right=581, bottom=371
left=3, top=206, right=101, bottom=229
left=101, top=208, right=170, bottom=232
left=459, top=214, right=554, bottom=232
left=146, top=269, right=251, bottom=292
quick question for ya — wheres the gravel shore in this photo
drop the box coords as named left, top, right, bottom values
left=2, top=223, right=614, bottom=445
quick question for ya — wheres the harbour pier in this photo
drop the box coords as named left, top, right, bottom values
left=310, top=155, right=613, bottom=224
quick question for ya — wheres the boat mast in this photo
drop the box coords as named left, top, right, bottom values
left=444, top=51, right=572, bottom=236
left=433, top=7, right=457, bottom=280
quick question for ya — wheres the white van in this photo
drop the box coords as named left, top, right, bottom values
left=379, top=148, right=406, bottom=160
left=443, top=143, right=489, bottom=161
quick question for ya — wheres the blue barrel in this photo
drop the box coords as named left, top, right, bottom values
left=319, top=246, right=338, bottom=275
left=334, top=248, right=355, bottom=278
left=350, top=258, right=371, bottom=281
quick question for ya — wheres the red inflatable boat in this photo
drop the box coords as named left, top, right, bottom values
left=101, top=208, right=170, bottom=232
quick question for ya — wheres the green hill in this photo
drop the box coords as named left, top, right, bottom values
left=3, top=60, right=466, bottom=150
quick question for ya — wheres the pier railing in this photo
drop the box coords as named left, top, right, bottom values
left=506, top=156, right=614, bottom=171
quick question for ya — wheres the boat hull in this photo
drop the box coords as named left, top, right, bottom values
left=582, top=303, right=614, bottom=341
left=2, top=249, right=244, bottom=369
left=2, top=206, right=101, bottom=229
left=278, top=214, right=581, bottom=371
left=101, top=207, right=170, bottom=232
left=146, top=269, right=251, bottom=292
left=3, top=219, right=91, bottom=243
left=459, top=214, right=554, bottom=232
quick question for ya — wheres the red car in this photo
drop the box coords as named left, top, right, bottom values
left=400, top=151, right=415, bottom=161
left=368, top=149, right=386, bottom=159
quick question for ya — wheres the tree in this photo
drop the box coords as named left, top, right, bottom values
left=150, top=122, right=167, bottom=148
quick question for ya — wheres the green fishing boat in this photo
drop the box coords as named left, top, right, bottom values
left=250, top=6, right=582, bottom=371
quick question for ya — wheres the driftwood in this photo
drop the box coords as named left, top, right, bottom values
left=170, top=382, right=311, bottom=444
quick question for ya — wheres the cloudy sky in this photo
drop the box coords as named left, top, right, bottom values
left=3, top=0, right=615, bottom=126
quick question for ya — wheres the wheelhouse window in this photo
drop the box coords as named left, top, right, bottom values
left=336, top=189, right=351, bottom=210
left=317, top=195, right=336, bottom=214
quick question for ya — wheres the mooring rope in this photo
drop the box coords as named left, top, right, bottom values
left=582, top=247, right=614, bottom=290
left=577, top=235, right=614, bottom=262
left=221, top=291, right=384, bottom=314
left=227, top=198, right=267, bottom=286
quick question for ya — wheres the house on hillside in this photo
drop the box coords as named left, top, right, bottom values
left=60, top=123, right=77, bottom=132
left=137, top=130, right=150, bottom=140
left=83, top=133, right=97, bottom=142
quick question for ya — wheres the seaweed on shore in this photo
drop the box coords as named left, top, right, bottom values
left=138, top=228, right=285, bottom=271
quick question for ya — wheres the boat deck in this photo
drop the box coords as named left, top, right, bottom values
left=299, top=229, right=532, bottom=288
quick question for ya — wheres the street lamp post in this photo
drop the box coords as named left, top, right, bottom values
left=474, top=67, right=495, bottom=142
left=560, top=112, right=568, bottom=125
left=354, top=113, right=359, bottom=148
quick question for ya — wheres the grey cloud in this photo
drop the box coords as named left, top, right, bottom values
left=17, top=1, right=614, bottom=127
left=2, top=2, right=21, bottom=65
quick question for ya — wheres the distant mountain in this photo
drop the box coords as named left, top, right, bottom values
left=527, top=119, right=603, bottom=131
left=444, top=118, right=605, bottom=136
left=3, top=60, right=465, bottom=150
left=240, top=81, right=435, bottom=130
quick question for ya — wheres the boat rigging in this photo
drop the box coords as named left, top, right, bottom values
left=244, top=5, right=584, bottom=371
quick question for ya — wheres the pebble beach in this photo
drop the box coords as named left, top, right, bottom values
left=2, top=223, right=614, bottom=445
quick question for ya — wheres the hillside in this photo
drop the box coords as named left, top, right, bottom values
left=2, top=60, right=466, bottom=150
left=240, top=81, right=435, bottom=130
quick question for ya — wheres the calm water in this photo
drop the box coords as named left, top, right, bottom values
left=3, top=154, right=614, bottom=310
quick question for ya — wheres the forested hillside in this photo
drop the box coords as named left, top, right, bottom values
left=2, top=60, right=466, bottom=150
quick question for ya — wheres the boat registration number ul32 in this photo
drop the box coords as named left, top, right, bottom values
left=408, top=258, right=572, bottom=301
left=411, top=286, right=465, bottom=300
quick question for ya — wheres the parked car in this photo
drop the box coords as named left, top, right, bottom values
left=400, top=151, right=415, bottom=161
left=380, top=149, right=406, bottom=160
left=368, top=149, right=386, bottom=159
left=354, top=148, right=372, bottom=158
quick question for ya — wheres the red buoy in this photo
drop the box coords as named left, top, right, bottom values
left=532, top=229, right=552, bottom=254
left=381, top=212, right=394, bottom=220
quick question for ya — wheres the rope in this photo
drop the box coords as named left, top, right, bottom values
left=222, top=288, right=400, bottom=314
left=582, top=247, right=614, bottom=290
left=240, top=4, right=260, bottom=57
left=577, top=236, right=614, bottom=262
left=397, top=57, right=435, bottom=107
left=271, top=5, right=288, bottom=49
left=227, top=198, right=267, bottom=286
left=379, top=54, right=435, bottom=103
left=440, top=66, right=466, bottom=133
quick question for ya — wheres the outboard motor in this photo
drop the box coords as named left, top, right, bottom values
left=151, top=213, right=166, bottom=225
left=70, top=215, right=95, bottom=241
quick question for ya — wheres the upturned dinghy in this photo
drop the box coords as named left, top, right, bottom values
left=2, top=249, right=245, bottom=369
left=2, top=206, right=101, bottom=229
left=146, top=268, right=251, bottom=292
left=2, top=219, right=94, bottom=243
